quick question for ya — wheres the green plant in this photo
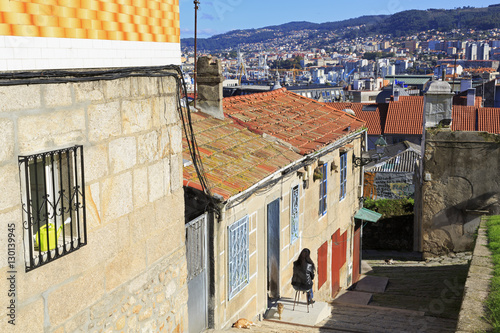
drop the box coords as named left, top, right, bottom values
left=486, top=215, right=500, bottom=329
left=363, top=198, right=414, bottom=218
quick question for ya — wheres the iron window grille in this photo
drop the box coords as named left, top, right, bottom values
left=319, top=163, right=328, bottom=216
left=185, top=214, right=207, bottom=282
left=290, top=185, right=299, bottom=244
left=340, top=152, right=347, bottom=200
left=19, top=145, right=87, bottom=272
left=228, top=216, right=249, bottom=300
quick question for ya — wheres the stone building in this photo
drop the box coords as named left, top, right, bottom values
left=0, top=1, right=189, bottom=332
left=183, top=58, right=370, bottom=330
left=415, top=80, right=500, bottom=257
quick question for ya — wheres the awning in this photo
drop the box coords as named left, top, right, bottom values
left=354, top=208, right=382, bottom=223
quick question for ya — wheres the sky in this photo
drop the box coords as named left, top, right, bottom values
left=179, top=0, right=500, bottom=39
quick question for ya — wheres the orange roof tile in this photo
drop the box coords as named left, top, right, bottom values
left=183, top=112, right=302, bottom=200
left=478, top=108, right=500, bottom=134
left=336, top=96, right=499, bottom=136
left=383, top=96, right=425, bottom=135
left=223, top=88, right=366, bottom=155
left=327, top=102, right=388, bottom=136
left=452, top=106, right=477, bottom=132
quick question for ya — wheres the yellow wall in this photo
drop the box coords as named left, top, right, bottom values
left=0, top=0, right=179, bottom=42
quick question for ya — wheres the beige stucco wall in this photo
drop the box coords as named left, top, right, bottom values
left=211, top=133, right=364, bottom=329
left=0, top=75, right=188, bottom=332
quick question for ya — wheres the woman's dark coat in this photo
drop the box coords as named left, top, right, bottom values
left=291, top=261, right=315, bottom=290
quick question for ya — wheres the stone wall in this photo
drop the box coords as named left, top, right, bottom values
left=417, top=129, right=500, bottom=257
left=0, top=72, right=188, bottom=332
left=456, top=217, right=493, bottom=332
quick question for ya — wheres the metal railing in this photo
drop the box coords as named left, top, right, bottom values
left=19, top=145, right=87, bottom=272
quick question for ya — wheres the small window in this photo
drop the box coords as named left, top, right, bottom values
left=340, top=152, right=347, bottom=200
left=319, top=163, right=328, bottom=216
left=19, top=146, right=87, bottom=272
left=290, top=185, right=299, bottom=244
left=228, top=216, right=249, bottom=299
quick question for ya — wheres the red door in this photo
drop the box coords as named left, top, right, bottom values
left=352, top=227, right=361, bottom=284
left=331, top=229, right=341, bottom=297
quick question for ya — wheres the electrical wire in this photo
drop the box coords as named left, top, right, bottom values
left=0, top=65, right=221, bottom=216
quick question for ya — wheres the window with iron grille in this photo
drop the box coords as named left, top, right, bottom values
left=228, top=216, right=249, bottom=300
left=340, top=152, right=347, bottom=200
left=290, top=185, right=299, bottom=244
left=19, top=146, right=87, bottom=272
left=319, top=163, right=328, bottom=216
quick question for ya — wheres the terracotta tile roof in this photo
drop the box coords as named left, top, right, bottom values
left=478, top=108, right=500, bottom=134
left=452, top=106, right=477, bottom=131
left=333, top=96, right=499, bottom=136
left=183, top=112, right=302, bottom=200
left=384, top=96, right=424, bottom=135
left=223, top=88, right=366, bottom=155
left=453, top=95, right=482, bottom=107
left=327, top=102, right=388, bottom=136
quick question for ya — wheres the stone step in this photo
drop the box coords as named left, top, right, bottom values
left=265, top=297, right=331, bottom=327
left=332, top=290, right=373, bottom=305
left=354, top=274, right=389, bottom=293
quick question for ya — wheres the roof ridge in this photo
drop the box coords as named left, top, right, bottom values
left=223, top=88, right=287, bottom=104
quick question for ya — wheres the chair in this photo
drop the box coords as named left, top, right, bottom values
left=292, top=285, right=313, bottom=313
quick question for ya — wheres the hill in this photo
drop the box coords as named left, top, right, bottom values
left=181, top=5, right=500, bottom=51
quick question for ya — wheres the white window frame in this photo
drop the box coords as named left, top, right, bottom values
left=228, top=216, right=249, bottom=300
left=319, top=163, right=328, bottom=216
left=340, top=152, right=347, bottom=201
left=290, top=184, right=300, bottom=244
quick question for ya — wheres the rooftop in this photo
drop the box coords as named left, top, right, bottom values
left=183, top=112, right=301, bottom=200
left=328, top=102, right=388, bottom=136
left=330, top=95, right=499, bottom=135
left=223, top=88, right=366, bottom=155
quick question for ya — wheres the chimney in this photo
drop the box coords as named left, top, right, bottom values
left=460, top=79, right=472, bottom=92
left=467, top=88, right=476, bottom=106
left=393, top=89, right=400, bottom=102
left=197, top=56, right=224, bottom=119
left=423, top=80, right=453, bottom=128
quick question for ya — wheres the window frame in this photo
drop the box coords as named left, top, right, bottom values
left=340, top=152, right=347, bottom=201
left=228, top=215, right=249, bottom=300
left=319, top=163, right=328, bottom=216
left=19, top=145, right=87, bottom=272
left=290, top=184, right=300, bottom=244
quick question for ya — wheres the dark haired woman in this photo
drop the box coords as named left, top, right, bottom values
left=291, top=248, right=316, bottom=304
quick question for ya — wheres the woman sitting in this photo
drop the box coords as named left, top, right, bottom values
left=291, top=248, right=316, bottom=304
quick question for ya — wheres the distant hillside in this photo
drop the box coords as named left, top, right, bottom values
left=181, top=4, right=500, bottom=51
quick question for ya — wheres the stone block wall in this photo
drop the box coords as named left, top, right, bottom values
left=0, top=72, right=188, bottom=332
left=417, top=130, right=500, bottom=257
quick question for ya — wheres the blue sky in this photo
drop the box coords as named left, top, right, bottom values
left=179, top=0, right=500, bottom=38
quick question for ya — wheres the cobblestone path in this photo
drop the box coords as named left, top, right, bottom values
left=211, top=252, right=470, bottom=333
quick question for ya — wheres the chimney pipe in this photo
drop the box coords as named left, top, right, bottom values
left=467, top=88, right=476, bottom=107
left=197, top=57, right=224, bottom=119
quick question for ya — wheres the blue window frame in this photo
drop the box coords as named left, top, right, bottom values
left=340, top=153, right=347, bottom=200
left=228, top=216, right=249, bottom=299
left=319, top=163, right=328, bottom=216
left=290, top=185, right=299, bottom=243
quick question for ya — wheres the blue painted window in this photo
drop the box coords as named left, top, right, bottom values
left=340, top=153, right=347, bottom=200
left=228, top=216, right=249, bottom=299
left=290, top=185, right=299, bottom=243
left=319, top=163, right=328, bottom=216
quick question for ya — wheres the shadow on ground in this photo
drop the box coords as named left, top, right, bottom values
left=316, top=252, right=469, bottom=333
